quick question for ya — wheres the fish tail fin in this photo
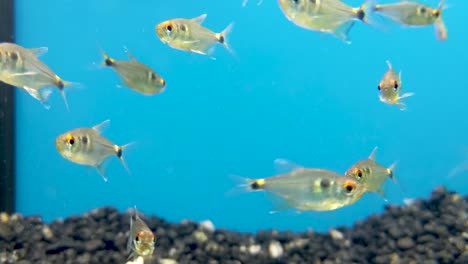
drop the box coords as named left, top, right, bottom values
left=55, top=78, right=84, bottom=112
left=225, top=174, right=265, bottom=197
left=116, top=142, right=136, bottom=176
left=217, top=22, right=237, bottom=58
left=388, top=161, right=406, bottom=194
left=99, top=47, right=115, bottom=67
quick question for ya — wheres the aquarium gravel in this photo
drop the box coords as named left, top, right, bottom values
left=0, top=186, right=466, bottom=264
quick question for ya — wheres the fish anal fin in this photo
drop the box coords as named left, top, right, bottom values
left=95, top=160, right=110, bottom=182
left=23, top=86, right=52, bottom=109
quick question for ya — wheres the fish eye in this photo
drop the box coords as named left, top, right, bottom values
left=293, top=0, right=300, bottom=4
left=393, top=81, right=399, bottom=90
left=165, top=23, right=173, bottom=32
left=343, top=181, right=356, bottom=193
left=354, top=168, right=363, bottom=179
left=377, top=84, right=381, bottom=91
left=66, top=135, right=75, bottom=146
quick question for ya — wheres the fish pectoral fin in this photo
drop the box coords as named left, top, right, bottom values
left=273, top=158, right=305, bottom=174
left=10, top=71, right=40, bottom=77
left=23, top=86, right=52, bottom=109
left=92, top=119, right=111, bottom=133
left=399, top=92, right=414, bottom=99
left=191, top=14, right=207, bottom=24
left=29, top=47, right=48, bottom=57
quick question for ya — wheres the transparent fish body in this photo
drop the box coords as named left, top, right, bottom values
left=127, top=207, right=155, bottom=260
left=278, top=0, right=369, bottom=42
left=378, top=60, right=413, bottom=110
left=55, top=120, right=131, bottom=181
left=246, top=168, right=366, bottom=211
left=0, top=42, right=71, bottom=109
left=345, top=147, right=397, bottom=199
left=102, top=49, right=166, bottom=95
left=155, top=14, right=233, bottom=58
left=373, top=1, right=447, bottom=40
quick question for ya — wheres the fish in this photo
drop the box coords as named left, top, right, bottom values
left=377, top=60, right=414, bottom=110
left=155, top=14, right=234, bottom=59
left=371, top=0, right=448, bottom=41
left=232, top=159, right=367, bottom=212
left=0, top=42, right=74, bottom=110
left=55, top=120, right=132, bottom=182
left=127, top=206, right=155, bottom=261
left=101, top=48, right=166, bottom=95
left=277, top=0, right=373, bottom=43
left=344, top=147, right=399, bottom=200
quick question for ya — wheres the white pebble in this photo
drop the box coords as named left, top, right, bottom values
left=159, top=259, right=178, bottom=264
left=268, top=241, right=283, bottom=258
left=125, top=256, right=144, bottom=264
left=199, top=220, right=215, bottom=232
left=329, top=228, right=344, bottom=240
left=249, top=244, right=261, bottom=255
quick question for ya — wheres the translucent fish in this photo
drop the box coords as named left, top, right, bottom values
left=155, top=14, right=235, bottom=59
left=0, top=42, right=78, bottom=110
left=127, top=206, right=155, bottom=261
left=100, top=48, right=166, bottom=95
left=372, top=0, right=448, bottom=41
left=232, top=160, right=367, bottom=212
left=55, top=120, right=133, bottom=182
left=277, top=0, right=374, bottom=43
left=377, top=60, right=414, bottom=110
left=344, top=147, right=400, bottom=201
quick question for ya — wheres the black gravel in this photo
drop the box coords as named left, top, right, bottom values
left=0, top=186, right=466, bottom=264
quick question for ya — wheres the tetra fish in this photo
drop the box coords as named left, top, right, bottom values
left=345, top=147, right=399, bottom=200
left=55, top=120, right=132, bottom=182
left=0, top=42, right=74, bottom=110
left=378, top=60, right=414, bottom=110
left=232, top=159, right=367, bottom=212
left=372, top=0, right=448, bottom=41
left=155, top=14, right=234, bottom=59
left=101, top=48, right=166, bottom=95
left=278, top=0, right=372, bottom=43
left=127, top=206, right=155, bottom=261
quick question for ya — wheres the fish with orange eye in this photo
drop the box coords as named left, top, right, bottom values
left=371, top=0, right=448, bottom=41
left=55, top=120, right=133, bottom=182
left=127, top=206, right=155, bottom=261
left=231, top=159, right=367, bottom=212
left=377, top=60, right=414, bottom=110
left=155, top=14, right=234, bottom=59
left=345, top=147, right=400, bottom=201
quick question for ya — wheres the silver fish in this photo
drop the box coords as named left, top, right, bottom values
left=0, top=42, right=73, bottom=110
left=55, top=120, right=132, bottom=182
left=127, top=206, right=155, bottom=261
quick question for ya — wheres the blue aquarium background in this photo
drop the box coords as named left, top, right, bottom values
left=13, top=0, right=468, bottom=233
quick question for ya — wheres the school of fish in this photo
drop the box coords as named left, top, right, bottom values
left=0, top=0, right=453, bottom=262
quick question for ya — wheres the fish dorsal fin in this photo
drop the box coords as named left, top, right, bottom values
left=274, top=158, right=305, bottom=174
left=29, top=47, right=48, bottom=57
left=92, top=119, right=110, bottom=133
left=192, top=14, right=207, bottom=24
left=368, top=147, right=378, bottom=161
left=123, top=46, right=137, bottom=61
left=385, top=60, right=393, bottom=70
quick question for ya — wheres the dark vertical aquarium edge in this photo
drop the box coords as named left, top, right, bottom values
left=0, top=0, right=15, bottom=213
